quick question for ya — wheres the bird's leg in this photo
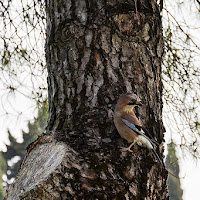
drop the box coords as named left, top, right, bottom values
left=122, top=141, right=136, bottom=152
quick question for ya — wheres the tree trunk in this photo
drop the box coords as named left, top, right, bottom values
left=6, top=0, right=168, bottom=199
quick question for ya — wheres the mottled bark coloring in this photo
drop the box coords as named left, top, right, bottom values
left=6, top=0, right=168, bottom=199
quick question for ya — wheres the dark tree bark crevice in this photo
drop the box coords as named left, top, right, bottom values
left=6, top=0, right=168, bottom=199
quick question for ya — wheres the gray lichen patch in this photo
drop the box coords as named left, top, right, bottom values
left=142, top=23, right=150, bottom=42
left=6, top=142, right=66, bottom=200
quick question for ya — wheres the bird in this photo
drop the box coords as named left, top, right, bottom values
left=114, top=93, right=163, bottom=166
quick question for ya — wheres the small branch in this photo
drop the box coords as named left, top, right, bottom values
left=164, top=8, right=200, bottom=51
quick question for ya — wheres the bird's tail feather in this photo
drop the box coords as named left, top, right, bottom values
left=152, top=149, right=165, bottom=169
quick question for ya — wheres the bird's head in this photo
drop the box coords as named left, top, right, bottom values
left=116, top=93, right=142, bottom=111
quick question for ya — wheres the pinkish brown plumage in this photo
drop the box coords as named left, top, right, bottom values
left=114, top=93, right=164, bottom=167
left=114, top=93, right=144, bottom=152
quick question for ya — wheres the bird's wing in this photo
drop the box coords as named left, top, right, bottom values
left=134, top=124, right=159, bottom=145
left=122, top=118, right=155, bottom=149
left=122, top=118, right=164, bottom=167
left=122, top=113, right=158, bottom=144
left=122, top=118, right=150, bottom=140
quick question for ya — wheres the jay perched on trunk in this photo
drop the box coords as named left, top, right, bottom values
left=114, top=93, right=163, bottom=165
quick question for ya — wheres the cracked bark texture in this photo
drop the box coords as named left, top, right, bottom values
left=6, top=0, right=168, bottom=199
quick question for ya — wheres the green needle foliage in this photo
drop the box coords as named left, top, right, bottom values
left=2, top=100, right=48, bottom=188
left=166, top=141, right=183, bottom=200
left=0, top=152, right=6, bottom=199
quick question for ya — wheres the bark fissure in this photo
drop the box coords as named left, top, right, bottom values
left=6, top=0, right=168, bottom=199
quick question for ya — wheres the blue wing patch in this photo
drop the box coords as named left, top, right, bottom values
left=122, top=118, right=159, bottom=144
left=122, top=118, right=154, bottom=149
left=122, top=118, right=145, bottom=136
left=122, top=119, right=164, bottom=167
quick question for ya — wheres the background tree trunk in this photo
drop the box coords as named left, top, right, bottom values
left=6, top=0, right=168, bottom=199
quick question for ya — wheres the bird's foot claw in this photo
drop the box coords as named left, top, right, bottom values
left=121, top=147, right=133, bottom=153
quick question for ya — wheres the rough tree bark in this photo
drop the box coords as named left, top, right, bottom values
left=6, top=0, right=168, bottom=199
